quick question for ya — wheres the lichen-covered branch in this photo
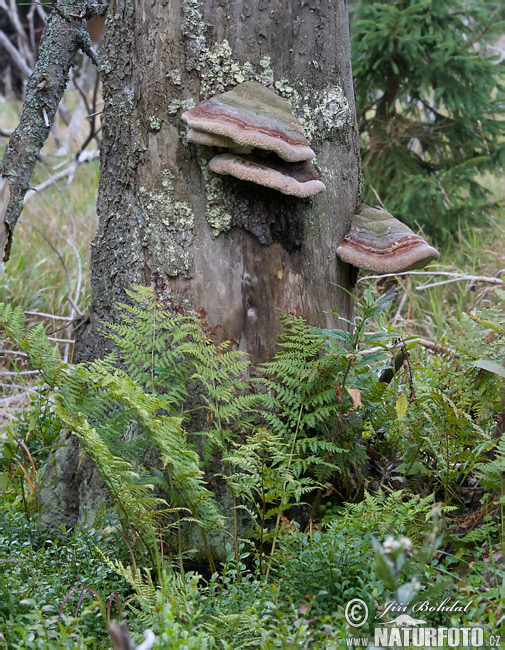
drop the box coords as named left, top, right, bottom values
left=0, top=0, right=103, bottom=266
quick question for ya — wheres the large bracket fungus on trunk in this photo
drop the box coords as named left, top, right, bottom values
left=182, top=81, right=325, bottom=198
left=336, top=204, right=440, bottom=274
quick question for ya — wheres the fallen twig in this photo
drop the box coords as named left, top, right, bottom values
left=67, top=294, right=83, bottom=317
left=360, top=337, right=457, bottom=358
left=417, top=275, right=505, bottom=290
left=23, top=149, right=99, bottom=203
left=0, top=391, right=33, bottom=406
left=0, top=349, right=29, bottom=357
left=358, top=270, right=505, bottom=289
left=24, top=311, right=73, bottom=321
left=0, top=30, right=32, bottom=79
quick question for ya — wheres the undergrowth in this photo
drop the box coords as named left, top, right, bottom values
left=0, top=282, right=504, bottom=647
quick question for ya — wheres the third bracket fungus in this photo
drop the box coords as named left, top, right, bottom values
left=337, top=204, right=440, bottom=274
left=181, top=81, right=325, bottom=197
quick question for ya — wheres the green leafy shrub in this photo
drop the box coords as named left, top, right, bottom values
left=0, top=510, right=126, bottom=648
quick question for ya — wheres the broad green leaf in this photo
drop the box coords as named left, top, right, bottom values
left=469, top=359, right=505, bottom=378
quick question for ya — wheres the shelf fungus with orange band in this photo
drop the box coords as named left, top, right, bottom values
left=181, top=81, right=326, bottom=197
left=337, top=204, right=440, bottom=273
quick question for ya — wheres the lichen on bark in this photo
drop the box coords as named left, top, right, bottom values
left=139, top=170, right=194, bottom=278
left=178, top=0, right=354, bottom=237
left=0, top=0, right=99, bottom=262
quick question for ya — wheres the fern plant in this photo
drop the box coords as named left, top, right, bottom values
left=101, top=286, right=260, bottom=564
left=326, top=489, right=447, bottom=545
left=0, top=297, right=226, bottom=575
left=224, top=427, right=318, bottom=575
left=257, top=313, right=349, bottom=484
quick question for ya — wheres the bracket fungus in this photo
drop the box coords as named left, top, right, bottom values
left=209, top=153, right=325, bottom=199
left=181, top=81, right=325, bottom=198
left=337, top=204, right=440, bottom=273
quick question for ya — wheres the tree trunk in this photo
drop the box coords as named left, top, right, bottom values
left=77, top=0, right=360, bottom=365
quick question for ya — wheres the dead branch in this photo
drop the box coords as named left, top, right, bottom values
left=0, top=30, right=33, bottom=79
left=0, top=0, right=102, bottom=268
left=0, top=0, right=35, bottom=67
left=0, top=391, right=34, bottom=406
left=23, top=149, right=99, bottom=202
left=360, top=337, right=458, bottom=359
left=24, top=311, right=73, bottom=321
left=358, top=270, right=505, bottom=287
left=0, top=349, right=29, bottom=357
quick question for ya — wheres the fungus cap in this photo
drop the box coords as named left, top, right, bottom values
left=182, top=81, right=315, bottom=162
left=336, top=204, right=440, bottom=273
left=209, top=153, right=326, bottom=198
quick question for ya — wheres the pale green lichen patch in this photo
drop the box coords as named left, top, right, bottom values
left=139, top=170, right=194, bottom=277
left=116, top=89, right=147, bottom=153
left=118, top=89, right=135, bottom=118
left=167, top=98, right=196, bottom=116
left=197, top=148, right=233, bottom=237
left=100, top=56, right=112, bottom=75
left=317, top=86, right=351, bottom=136
left=149, top=116, right=161, bottom=131
left=168, top=69, right=182, bottom=86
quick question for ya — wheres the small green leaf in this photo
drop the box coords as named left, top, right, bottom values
left=373, top=552, right=396, bottom=590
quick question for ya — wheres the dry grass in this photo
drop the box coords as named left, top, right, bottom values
left=0, top=92, right=99, bottom=414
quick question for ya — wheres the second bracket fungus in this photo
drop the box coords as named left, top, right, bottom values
left=337, top=204, right=440, bottom=274
left=209, top=153, right=325, bottom=199
left=182, top=81, right=326, bottom=197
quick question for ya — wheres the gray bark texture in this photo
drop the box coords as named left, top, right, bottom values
left=77, top=0, right=361, bottom=365
left=0, top=0, right=98, bottom=264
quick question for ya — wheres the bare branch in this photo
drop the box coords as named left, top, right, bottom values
left=0, top=392, right=34, bottom=406
left=0, top=0, right=101, bottom=266
left=0, top=30, right=33, bottom=79
left=22, top=149, right=99, bottom=202
left=0, top=349, right=29, bottom=357
left=24, top=311, right=73, bottom=321
left=47, top=337, right=74, bottom=344
left=358, top=270, right=505, bottom=288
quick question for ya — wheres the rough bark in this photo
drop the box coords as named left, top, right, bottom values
left=0, top=0, right=99, bottom=265
left=77, top=0, right=361, bottom=365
